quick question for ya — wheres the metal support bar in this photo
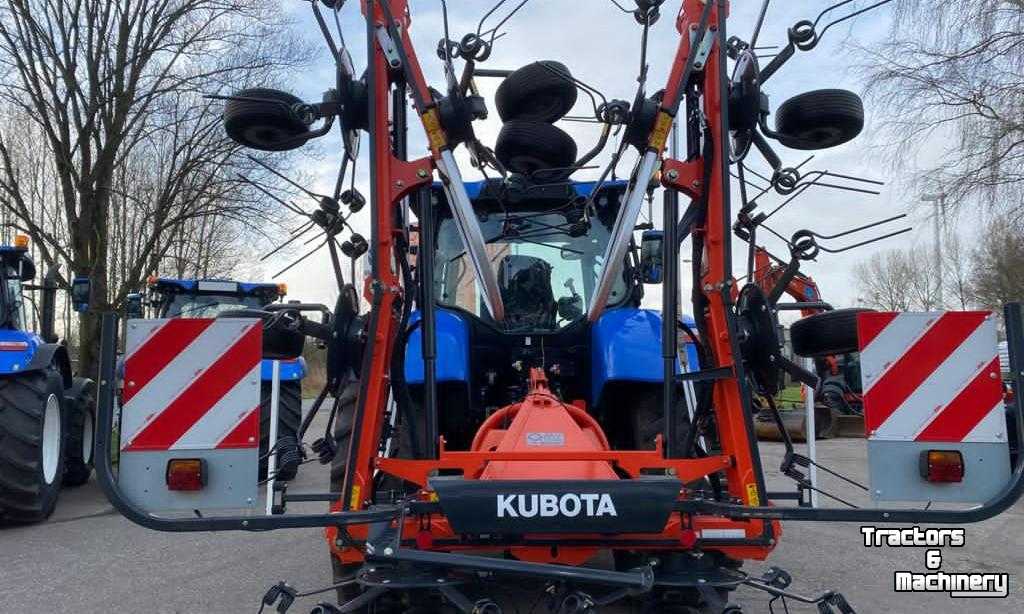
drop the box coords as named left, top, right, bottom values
left=804, top=357, right=819, bottom=508
left=368, top=548, right=654, bottom=589
left=589, top=151, right=660, bottom=321
left=663, top=187, right=680, bottom=458
left=266, top=359, right=281, bottom=516
left=436, top=151, right=505, bottom=321
left=775, top=301, right=833, bottom=312
left=418, top=187, right=439, bottom=458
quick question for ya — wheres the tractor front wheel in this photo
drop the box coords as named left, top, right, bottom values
left=0, top=369, right=66, bottom=523
left=259, top=379, right=302, bottom=481
left=63, top=377, right=96, bottom=487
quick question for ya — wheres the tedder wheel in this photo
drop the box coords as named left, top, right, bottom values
left=0, top=369, right=66, bottom=523
left=63, top=377, right=97, bottom=488
left=790, top=308, right=873, bottom=358
left=259, top=379, right=302, bottom=481
left=223, top=87, right=311, bottom=152
left=495, top=120, right=578, bottom=179
left=774, top=89, right=864, bottom=150
left=495, top=60, right=578, bottom=123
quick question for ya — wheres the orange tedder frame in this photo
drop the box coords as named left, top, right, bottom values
left=329, top=0, right=780, bottom=568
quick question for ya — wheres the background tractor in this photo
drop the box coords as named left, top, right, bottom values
left=131, top=277, right=306, bottom=479
left=0, top=236, right=95, bottom=523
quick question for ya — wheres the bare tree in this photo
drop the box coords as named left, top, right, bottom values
left=858, top=2, right=1024, bottom=214
left=971, top=212, right=1024, bottom=311
left=0, top=0, right=307, bottom=376
left=854, top=250, right=918, bottom=311
left=942, top=226, right=973, bottom=310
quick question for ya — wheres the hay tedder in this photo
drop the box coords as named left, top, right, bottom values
left=92, top=1, right=1023, bottom=612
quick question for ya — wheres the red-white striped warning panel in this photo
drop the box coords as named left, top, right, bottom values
left=859, top=311, right=1004, bottom=443
left=119, top=318, right=261, bottom=511
left=121, top=319, right=261, bottom=451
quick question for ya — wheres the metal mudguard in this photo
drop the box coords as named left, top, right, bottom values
left=591, top=308, right=684, bottom=404
left=0, top=329, right=39, bottom=374
left=260, top=356, right=306, bottom=381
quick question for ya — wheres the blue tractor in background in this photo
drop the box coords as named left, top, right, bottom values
left=130, top=277, right=306, bottom=479
left=0, top=236, right=96, bottom=523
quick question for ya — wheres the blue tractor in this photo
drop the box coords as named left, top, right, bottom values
left=132, top=278, right=306, bottom=479
left=0, top=237, right=96, bottom=523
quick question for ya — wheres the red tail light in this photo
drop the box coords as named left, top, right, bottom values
left=919, top=450, right=964, bottom=483
left=166, top=458, right=206, bottom=491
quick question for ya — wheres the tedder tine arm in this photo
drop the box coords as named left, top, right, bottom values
left=373, top=0, right=505, bottom=322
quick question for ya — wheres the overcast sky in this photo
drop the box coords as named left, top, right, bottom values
left=260, top=0, right=944, bottom=315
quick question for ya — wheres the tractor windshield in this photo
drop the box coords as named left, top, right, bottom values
left=434, top=211, right=627, bottom=331
left=163, top=293, right=265, bottom=318
left=2, top=275, right=25, bottom=329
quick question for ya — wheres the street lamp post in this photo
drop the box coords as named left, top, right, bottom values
left=921, top=193, right=946, bottom=308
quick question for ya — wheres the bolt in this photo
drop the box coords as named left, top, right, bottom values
left=395, top=180, right=405, bottom=188
left=383, top=547, right=394, bottom=556
left=382, top=579, right=391, bottom=584
left=990, top=372, right=998, bottom=379
left=417, top=169, right=429, bottom=178
left=666, top=169, right=679, bottom=181
left=242, top=520, right=249, bottom=527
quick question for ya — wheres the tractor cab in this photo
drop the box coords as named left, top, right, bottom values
left=136, top=276, right=306, bottom=481
left=0, top=238, right=36, bottom=333
left=142, top=278, right=285, bottom=319
left=405, top=179, right=684, bottom=453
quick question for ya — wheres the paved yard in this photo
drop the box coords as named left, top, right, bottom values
left=1, top=408, right=1020, bottom=613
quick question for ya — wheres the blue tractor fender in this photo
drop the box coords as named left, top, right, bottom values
left=260, top=356, right=306, bottom=382
left=404, top=309, right=470, bottom=384
left=591, top=308, right=688, bottom=406
left=0, top=329, right=72, bottom=388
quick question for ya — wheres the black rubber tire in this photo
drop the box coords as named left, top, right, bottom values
left=0, top=370, right=66, bottom=523
left=774, top=89, right=864, bottom=150
left=790, top=308, right=873, bottom=358
left=329, top=382, right=359, bottom=485
left=259, top=379, right=303, bottom=481
left=630, top=388, right=691, bottom=451
left=495, top=61, right=578, bottom=123
left=495, top=120, right=578, bottom=179
left=223, top=87, right=310, bottom=151
left=63, top=377, right=96, bottom=488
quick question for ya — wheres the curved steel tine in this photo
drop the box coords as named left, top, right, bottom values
left=750, top=0, right=772, bottom=48
left=309, top=0, right=341, bottom=63
left=260, top=223, right=318, bottom=262
left=819, top=170, right=885, bottom=186
left=817, top=0, right=896, bottom=42
left=810, top=213, right=908, bottom=240
left=817, top=226, right=913, bottom=254
left=273, top=235, right=330, bottom=278
left=246, top=155, right=326, bottom=201
left=235, top=173, right=311, bottom=217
